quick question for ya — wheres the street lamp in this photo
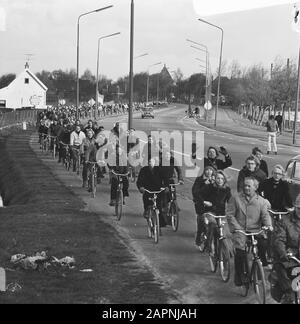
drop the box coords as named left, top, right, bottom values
left=146, top=62, right=162, bottom=104
left=96, top=32, right=121, bottom=118
left=76, top=5, right=113, bottom=119
left=188, top=40, right=210, bottom=121
left=198, top=18, right=224, bottom=127
left=128, top=0, right=135, bottom=130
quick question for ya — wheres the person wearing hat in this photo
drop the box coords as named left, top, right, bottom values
left=204, top=146, right=232, bottom=171
left=272, top=194, right=300, bottom=304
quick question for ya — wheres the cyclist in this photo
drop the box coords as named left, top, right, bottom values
left=237, top=156, right=267, bottom=193
left=204, top=146, right=232, bottom=171
left=95, top=126, right=108, bottom=178
left=192, top=166, right=216, bottom=247
left=82, top=129, right=97, bottom=189
left=271, top=194, right=300, bottom=304
left=258, top=165, right=293, bottom=212
left=57, top=121, right=71, bottom=163
left=70, top=125, right=86, bottom=172
left=252, top=147, right=269, bottom=177
left=108, top=145, right=129, bottom=207
left=83, top=119, right=95, bottom=136
left=160, top=151, right=184, bottom=225
left=49, top=118, right=62, bottom=153
left=137, top=157, right=168, bottom=227
left=227, top=177, right=272, bottom=287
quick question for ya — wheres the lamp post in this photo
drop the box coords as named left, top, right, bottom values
left=294, top=46, right=300, bottom=145
left=128, top=0, right=135, bottom=130
left=96, top=32, right=121, bottom=119
left=146, top=62, right=162, bottom=104
left=188, top=39, right=210, bottom=121
left=198, top=18, right=224, bottom=127
left=76, top=5, right=113, bottom=120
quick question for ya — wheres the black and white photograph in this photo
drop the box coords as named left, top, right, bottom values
left=0, top=0, right=300, bottom=309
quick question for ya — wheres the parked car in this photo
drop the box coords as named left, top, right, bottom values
left=141, top=107, right=154, bottom=119
left=285, top=155, right=300, bottom=204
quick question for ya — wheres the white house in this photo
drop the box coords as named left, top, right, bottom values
left=0, top=63, right=48, bottom=110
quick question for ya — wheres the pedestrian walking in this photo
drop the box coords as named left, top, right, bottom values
left=275, top=112, right=283, bottom=135
left=266, top=115, right=279, bottom=155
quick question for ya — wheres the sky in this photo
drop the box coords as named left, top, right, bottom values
left=0, top=0, right=300, bottom=81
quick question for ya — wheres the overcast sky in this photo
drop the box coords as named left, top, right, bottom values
left=0, top=0, right=300, bottom=80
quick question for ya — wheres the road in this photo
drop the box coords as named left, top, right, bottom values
left=31, top=104, right=299, bottom=304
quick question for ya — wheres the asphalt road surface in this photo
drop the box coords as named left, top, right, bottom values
left=32, top=104, right=299, bottom=304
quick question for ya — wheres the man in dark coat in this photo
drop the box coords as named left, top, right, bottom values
left=137, top=158, right=168, bottom=227
left=275, top=112, right=283, bottom=134
left=204, top=146, right=232, bottom=171
left=258, top=165, right=293, bottom=212
left=272, top=194, right=300, bottom=304
left=237, top=156, right=267, bottom=193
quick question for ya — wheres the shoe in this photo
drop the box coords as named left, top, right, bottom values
left=267, top=151, right=270, bottom=155
left=109, top=200, right=116, bottom=206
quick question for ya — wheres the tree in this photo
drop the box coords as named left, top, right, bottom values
left=0, top=74, right=16, bottom=89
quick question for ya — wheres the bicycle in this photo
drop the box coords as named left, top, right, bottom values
left=144, top=188, right=166, bottom=244
left=287, top=253, right=300, bottom=304
left=60, top=142, right=71, bottom=171
left=168, top=183, right=181, bottom=232
left=205, top=213, right=231, bottom=283
left=111, top=170, right=129, bottom=221
left=71, top=147, right=82, bottom=175
left=235, top=228, right=268, bottom=304
left=267, top=209, right=290, bottom=263
left=86, top=161, right=98, bottom=198
left=40, top=134, right=50, bottom=154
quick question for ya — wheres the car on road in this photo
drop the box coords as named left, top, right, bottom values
left=285, top=155, right=300, bottom=204
left=141, top=107, right=154, bottom=119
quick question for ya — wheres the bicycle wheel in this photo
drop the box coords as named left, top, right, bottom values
left=252, top=260, right=266, bottom=304
left=92, top=171, right=97, bottom=198
left=170, top=201, right=179, bottom=232
left=152, top=209, right=160, bottom=244
left=115, top=189, right=123, bottom=221
left=77, top=155, right=81, bottom=175
left=219, top=240, right=231, bottom=283
left=147, top=209, right=154, bottom=238
left=209, top=237, right=218, bottom=273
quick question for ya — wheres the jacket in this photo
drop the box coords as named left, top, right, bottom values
left=137, top=166, right=165, bottom=192
left=204, top=155, right=232, bottom=171
left=159, top=156, right=183, bottom=186
left=70, top=131, right=86, bottom=146
left=237, top=166, right=267, bottom=193
left=258, top=178, right=293, bottom=211
left=192, top=176, right=212, bottom=215
left=273, top=211, right=300, bottom=266
left=226, top=193, right=271, bottom=250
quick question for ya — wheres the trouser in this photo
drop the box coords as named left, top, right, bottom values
left=110, top=176, right=129, bottom=200
left=71, top=146, right=81, bottom=171
left=142, top=193, right=166, bottom=227
left=267, top=132, right=277, bottom=152
left=234, top=238, right=268, bottom=286
left=278, top=124, right=282, bottom=133
left=195, top=213, right=207, bottom=245
left=273, top=263, right=293, bottom=294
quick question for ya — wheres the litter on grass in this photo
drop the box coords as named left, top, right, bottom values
left=10, top=252, right=76, bottom=271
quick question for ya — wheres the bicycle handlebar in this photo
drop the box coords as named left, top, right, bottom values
left=268, top=209, right=290, bottom=216
left=234, top=229, right=266, bottom=236
left=144, top=188, right=166, bottom=195
left=112, top=170, right=130, bottom=177
left=287, top=253, right=300, bottom=264
left=169, top=183, right=181, bottom=187
left=205, top=213, right=227, bottom=219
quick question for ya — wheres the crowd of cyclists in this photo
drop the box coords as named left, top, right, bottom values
left=37, top=104, right=300, bottom=304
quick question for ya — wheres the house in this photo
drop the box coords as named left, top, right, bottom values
left=0, top=63, right=48, bottom=110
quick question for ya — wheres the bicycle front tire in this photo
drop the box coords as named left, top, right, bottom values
left=219, top=240, right=231, bottom=283
left=252, top=260, right=266, bottom=304
left=170, top=201, right=179, bottom=232
left=209, top=237, right=218, bottom=273
left=115, top=190, right=123, bottom=221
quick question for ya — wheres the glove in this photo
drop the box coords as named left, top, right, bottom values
left=139, top=187, right=145, bottom=194
left=179, top=180, right=184, bottom=185
left=219, top=146, right=228, bottom=156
